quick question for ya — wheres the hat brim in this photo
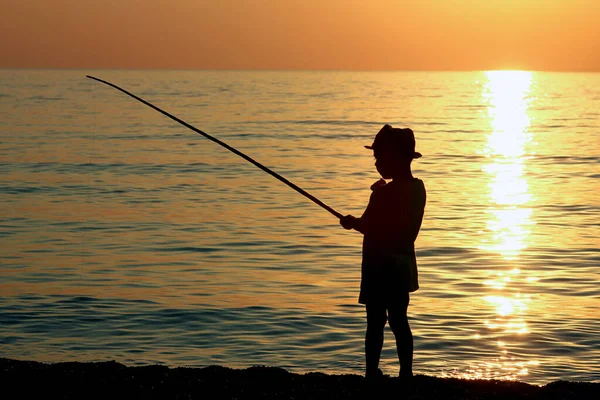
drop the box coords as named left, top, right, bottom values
left=365, top=145, right=423, bottom=159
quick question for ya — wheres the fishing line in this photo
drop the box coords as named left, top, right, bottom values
left=82, top=80, right=97, bottom=268
left=86, top=75, right=343, bottom=219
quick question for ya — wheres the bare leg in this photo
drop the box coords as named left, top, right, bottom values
left=388, top=295, right=413, bottom=378
left=365, top=304, right=387, bottom=375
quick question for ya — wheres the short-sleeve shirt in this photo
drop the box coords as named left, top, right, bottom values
left=358, top=178, right=426, bottom=305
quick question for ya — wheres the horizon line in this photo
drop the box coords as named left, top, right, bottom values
left=1, top=67, right=599, bottom=74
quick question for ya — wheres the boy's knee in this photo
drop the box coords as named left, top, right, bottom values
left=366, top=305, right=387, bottom=330
left=388, top=316, right=406, bottom=332
left=368, top=316, right=387, bottom=331
left=388, top=308, right=408, bottom=331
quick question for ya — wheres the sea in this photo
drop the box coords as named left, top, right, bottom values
left=0, top=70, right=598, bottom=385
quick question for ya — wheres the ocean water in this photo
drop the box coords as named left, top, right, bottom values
left=0, top=70, right=598, bottom=385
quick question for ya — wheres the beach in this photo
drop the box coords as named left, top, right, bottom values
left=2, top=358, right=598, bottom=399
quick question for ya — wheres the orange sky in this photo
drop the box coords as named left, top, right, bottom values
left=1, top=0, right=598, bottom=71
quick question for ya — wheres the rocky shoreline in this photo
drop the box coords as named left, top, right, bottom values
left=1, top=358, right=598, bottom=399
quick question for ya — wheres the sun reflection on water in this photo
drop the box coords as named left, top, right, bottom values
left=462, top=71, right=540, bottom=382
left=480, top=70, right=533, bottom=259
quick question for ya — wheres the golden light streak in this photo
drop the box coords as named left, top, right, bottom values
left=461, top=71, right=540, bottom=382
left=480, top=70, right=533, bottom=258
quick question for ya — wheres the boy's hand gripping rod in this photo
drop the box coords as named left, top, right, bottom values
left=86, top=75, right=343, bottom=219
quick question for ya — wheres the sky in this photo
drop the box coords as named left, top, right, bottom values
left=1, top=0, right=598, bottom=71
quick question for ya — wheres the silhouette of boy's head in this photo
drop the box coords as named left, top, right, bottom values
left=365, top=124, right=422, bottom=161
left=366, top=125, right=421, bottom=179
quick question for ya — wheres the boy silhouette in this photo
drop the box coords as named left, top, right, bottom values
left=340, top=124, right=426, bottom=380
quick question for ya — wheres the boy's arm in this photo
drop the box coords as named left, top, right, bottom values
left=339, top=215, right=367, bottom=233
left=339, top=190, right=377, bottom=234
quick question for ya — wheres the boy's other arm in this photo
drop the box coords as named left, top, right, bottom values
left=408, top=182, right=427, bottom=242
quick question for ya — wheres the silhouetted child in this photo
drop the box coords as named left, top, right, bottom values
left=340, top=124, right=426, bottom=380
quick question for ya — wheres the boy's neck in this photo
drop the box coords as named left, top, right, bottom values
left=390, top=165, right=414, bottom=182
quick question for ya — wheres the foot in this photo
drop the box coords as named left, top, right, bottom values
left=398, top=370, right=414, bottom=384
left=366, top=368, right=385, bottom=380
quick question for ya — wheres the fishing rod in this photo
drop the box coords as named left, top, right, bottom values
left=86, top=75, right=343, bottom=219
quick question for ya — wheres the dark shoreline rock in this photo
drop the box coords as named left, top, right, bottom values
left=1, top=358, right=597, bottom=399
